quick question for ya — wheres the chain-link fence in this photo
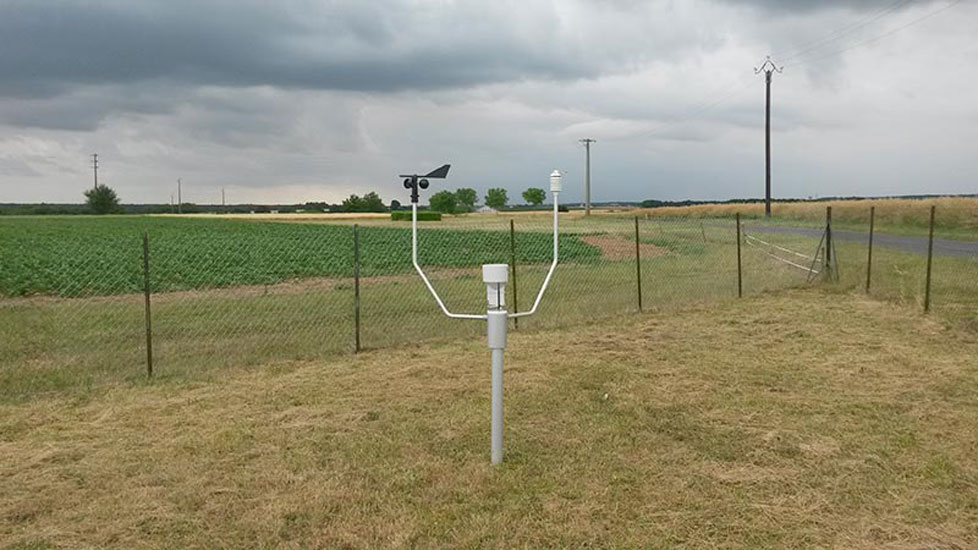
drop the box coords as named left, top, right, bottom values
left=1, top=207, right=975, bottom=399
left=733, top=204, right=978, bottom=330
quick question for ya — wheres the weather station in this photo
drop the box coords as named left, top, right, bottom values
left=402, top=165, right=562, bottom=465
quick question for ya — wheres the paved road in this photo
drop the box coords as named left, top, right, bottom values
left=744, top=225, right=978, bottom=259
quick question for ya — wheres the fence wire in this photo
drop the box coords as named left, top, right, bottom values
left=1, top=206, right=975, bottom=398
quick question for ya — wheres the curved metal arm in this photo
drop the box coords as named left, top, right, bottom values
left=509, top=191, right=559, bottom=319
left=413, top=203, right=487, bottom=320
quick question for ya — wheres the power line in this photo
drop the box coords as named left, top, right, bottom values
left=634, top=72, right=756, bottom=141
left=639, top=1, right=964, bottom=142
left=775, top=0, right=914, bottom=64
left=785, top=0, right=966, bottom=68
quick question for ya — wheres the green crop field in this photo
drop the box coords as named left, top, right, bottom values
left=0, top=216, right=601, bottom=298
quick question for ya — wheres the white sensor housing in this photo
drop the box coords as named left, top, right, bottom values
left=550, top=170, right=562, bottom=193
left=483, top=263, right=508, bottom=309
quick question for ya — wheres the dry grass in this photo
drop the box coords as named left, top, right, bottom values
left=640, top=197, right=978, bottom=235
left=2, top=289, right=977, bottom=548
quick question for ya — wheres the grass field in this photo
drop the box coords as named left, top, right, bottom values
left=2, top=289, right=976, bottom=548
left=637, top=196, right=978, bottom=240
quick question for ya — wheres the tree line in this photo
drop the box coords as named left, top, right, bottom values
left=1, top=183, right=557, bottom=216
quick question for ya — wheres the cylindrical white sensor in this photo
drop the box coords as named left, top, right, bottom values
left=550, top=170, right=562, bottom=193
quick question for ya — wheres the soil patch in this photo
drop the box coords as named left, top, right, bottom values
left=580, top=234, right=667, bottom=261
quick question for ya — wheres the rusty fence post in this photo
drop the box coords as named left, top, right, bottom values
left=866, top=206, right=875, bottom=293
left=142, top=232, right=154, bottom=378
left=736, top=213, right=743, bottom=298
left=354, top=224, right=361, bottom=352
left=510, top=219, right=519, bottom=329
left=825, top=206, right=833, bottom=278
left=924, top=205, right=936, bottom=314
left=635, top=217, right=643, bottom=312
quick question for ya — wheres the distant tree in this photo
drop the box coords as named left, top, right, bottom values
left=84, top=185, right=121, bottom=214
left=361, top=192, right=386, bottom=212
left=484, top=188, right=508, bottom=210
left=340, top=194, right=363, bottom=212
left=390, top=199, right=402, bottom=211
left=429, top=190, right=458, bottom=214
left=455, top=188, right=477, bottom=212
left=522, top=187, right=546, bottom=207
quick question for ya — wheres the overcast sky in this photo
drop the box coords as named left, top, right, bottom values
left=1, top=0, right=975, bottom=206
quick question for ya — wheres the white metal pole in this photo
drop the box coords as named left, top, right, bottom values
left=490, top=347, right=504, bottom=464
left=412, top=202, right=486, bottom=320
left=485, top=275, right=508, bottom=465
left=510, top=172, right=560, bottom=319
left=408, top=169, right=560, bottom=466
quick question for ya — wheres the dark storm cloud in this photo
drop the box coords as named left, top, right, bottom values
left=0, top=1, right=604, bottom=98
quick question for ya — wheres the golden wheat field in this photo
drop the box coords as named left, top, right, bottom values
left=637, top=197, right=978, bottom=234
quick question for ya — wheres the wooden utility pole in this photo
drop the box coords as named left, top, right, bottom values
left=755, top=57, right=782, bottom=218
left=177, top=179, right=182, bottom=214
left=580, top=138, right=596, bottom=216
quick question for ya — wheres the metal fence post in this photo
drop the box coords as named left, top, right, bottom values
left=510, top=219, right=519, bottom=329
left=635, top=216, right=643, bottom=312
left=825, top=206, right=832, bottom=270
left=353, top=224, right=361, bottom=352
left=736, top=213, right=743, bottom=298
left=142, top=232, right=153, bottom=378
left=825, top=206, right=833, bottom=280
left=924, top=205, right=936, bottom=313
left=866, top=206, right=875, bottom=293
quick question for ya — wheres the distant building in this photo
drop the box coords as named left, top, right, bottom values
left=477, top=205, right=497, bottom=213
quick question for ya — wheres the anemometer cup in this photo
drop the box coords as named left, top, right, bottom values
left=401, top=165, right=450, bottom=203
